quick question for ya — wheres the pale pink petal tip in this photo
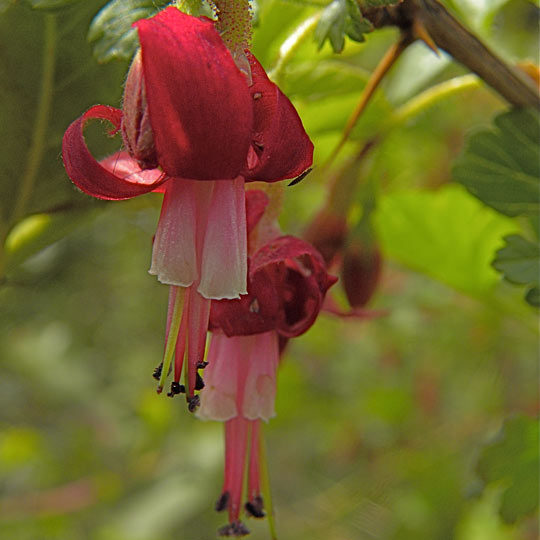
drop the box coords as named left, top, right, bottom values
left=149, top=180, right=198, bottom=286
left=198, top=177, right=248, bottom=300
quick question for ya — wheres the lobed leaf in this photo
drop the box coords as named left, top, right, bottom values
left=477, top=415, right=539, bottom=524
left=452, top=108, right=540, bottom=218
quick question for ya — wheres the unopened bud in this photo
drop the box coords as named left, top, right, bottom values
left=122, top=50, right=158, bottom=169
left=342, top=239, right=382, bottom=308
left=304, top=209, right=347, bottom=267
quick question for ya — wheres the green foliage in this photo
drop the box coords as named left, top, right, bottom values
left=492, top=234, right=540, bottom=307
left=314, top=0, right=373, bottom=53
left=477, top=415, right=539, bottom=523
left=0, top=1, right=127, bottom=275
left=452, top=108, right=540, bottom=218
left=88, top=0, right=172, bottom=62
left=374, top=185, right=518, bottom=297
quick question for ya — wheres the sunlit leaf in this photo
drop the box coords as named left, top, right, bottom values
left=373, top=184, right=519, bottom=296
left=452, top=108, right=540, bottom=217
left=477, top=415, right=539, bottom=524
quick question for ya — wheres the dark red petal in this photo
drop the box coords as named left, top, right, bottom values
left=245, top=189, right=269, bottom=235
left=209, top=266, right=280, bottom=337
left=251, top=236, right=337, bottom=337
left=242, top=53, right=314, bottom=183
left=62, top=105, right=165, bottom=200
left=135, top=8, right=253, bottom=180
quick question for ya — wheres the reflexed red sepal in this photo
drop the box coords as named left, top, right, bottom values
left=62, top=105, right=165, bottom=200
left=135, top=8, right=253, bottom=180
left=242, top=53, right=314, bottom=183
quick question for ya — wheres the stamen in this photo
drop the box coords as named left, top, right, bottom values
left=188, top=394, right=200, bottom=413
left=157, top=286, right=186, bottom=393
left=215, top=491, right=230, bottom=512
left=195, top=372, right=205, bottom=391
left=152, top=362, right=163, bottom=381
left=197, top=361, right=209, bottom=369
left=245, top=496, right=265, bottom=518
left=167, top=381, right=185, bottom=397
left=217, top=521, right=250, bottom=537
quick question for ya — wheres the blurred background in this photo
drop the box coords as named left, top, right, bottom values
left=1, top=0, right=538, bottom=539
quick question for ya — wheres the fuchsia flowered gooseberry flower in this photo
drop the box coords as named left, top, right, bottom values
left=61, top=7, right=313, bottom=404
left=197, top=190, right=337, bottom=536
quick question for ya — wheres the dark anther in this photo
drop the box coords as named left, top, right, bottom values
left=197, top=361, right=208, bottom=369
left=288, top=167, right=313, bottom=186
left=215, top=491, right=230, bottom=512
left=245, top=496, right=265, bottom=518
left=187, top=394, right=200, bottom=413
left=195, top=373, right=205, bottom=391
left=152, top=362, right=163, bottom=380
left=217, top=521, right=250, bottom=537
left=167, top=381, right=185, bottom=397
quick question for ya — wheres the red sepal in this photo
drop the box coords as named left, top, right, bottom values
left=245, top=190, right=269, bottom=235
left=242, top=53, right=314, bottom=183
left=62, top=105, right=166, bottom=200
left=135, top=8, right=253, bottom=180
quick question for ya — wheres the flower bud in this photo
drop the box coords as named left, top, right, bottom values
left=121, top=50, right=158, bottom=169
left=304, top=209, right=348, bottom=267
left=341, top=236, right=382, bottom=308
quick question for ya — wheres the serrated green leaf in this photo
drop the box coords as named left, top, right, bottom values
left=492, top=234, right=540, bottom=307
left=492, top=234, right=539, bottom=286
left=452, top=108, right=540, bottom=217
left=88, top=0, right=171, bottom=62
left=373, top=184, right=519, bottom=296
left=315, top=0, right=347, bottom=53
left=477, top=415, right=539, bottom=524
left=345, top=0, right=371, bottom=42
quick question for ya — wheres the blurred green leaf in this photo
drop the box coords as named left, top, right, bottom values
left=477, top=415, right=539, bottom=524
left=374, top=184, right=519, bottom=296
left=88, top=0, right=171, bottom=62
left=492, top=233, right=540, bottom=307
left=452, top=108, right=540, bottom=217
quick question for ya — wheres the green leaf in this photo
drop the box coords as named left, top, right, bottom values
left=88, top=0, right=171, bottom=62
left=452, top=108, right=540, bottom=218
left=314, top=0, right=373, bottom=53
left=477, top=415, right=539, bottom=524
left=315, top=0, right=347, bottom=53
left=0, top=1, right=128, bottom=273
left=492, top=234, right=540, bottom=307
left=373, top=184, right=519, bottom=296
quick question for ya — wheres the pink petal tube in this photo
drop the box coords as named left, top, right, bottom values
left=198, top=177, right=247, bottom=300
left=149, top=179, right=198, bottom=287
left=197, top=332, right=278, bottom=422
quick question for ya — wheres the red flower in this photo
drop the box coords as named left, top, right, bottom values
left=61, top=8, right=313, bottom=400
left=198, top=190, right=336, bottom=535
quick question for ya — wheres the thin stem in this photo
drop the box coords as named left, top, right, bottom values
left=158, top=286, right=186, bottom=393
left=11, top=15, right=57, bottom=226
left=323, top=35, right=412, bottom=170
left=269, top=12, right=321, bottom=85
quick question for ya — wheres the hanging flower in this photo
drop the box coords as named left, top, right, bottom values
left=61, top=7, right=313, bottom=402
left=197, top=190, right=336, bottom=536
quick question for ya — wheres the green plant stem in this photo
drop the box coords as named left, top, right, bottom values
left=269, top=12, right=321, bottom=85
left=11, top=15, right=57, bottom=227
